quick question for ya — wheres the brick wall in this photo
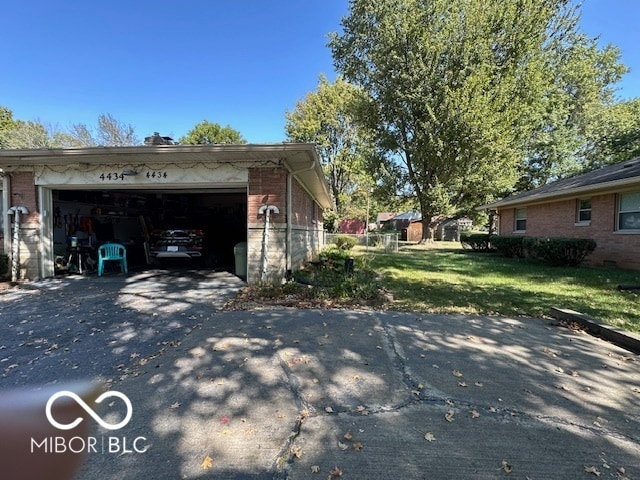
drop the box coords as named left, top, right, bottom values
left=8, top=172, right=41, bottom=279
left=246, top=167, right=324, bottom=283
left=247, top=167, right=287, bottom=224
left=497, top=193, right=640, bottom=270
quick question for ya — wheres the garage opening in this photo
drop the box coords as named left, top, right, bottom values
left=51, top=188, right=247, bottom=275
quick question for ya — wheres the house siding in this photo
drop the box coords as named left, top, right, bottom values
left=497, top=193, right=640, bottom=270
left=290, top=178, right=323, bottom=271
left=8, top=172, right=41, bottom=279
left=247, top=167, right=324, bottom=284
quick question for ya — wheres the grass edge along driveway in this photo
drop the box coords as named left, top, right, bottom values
left=363, top=243, right=640, bottom=334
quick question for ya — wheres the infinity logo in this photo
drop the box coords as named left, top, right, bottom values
left=45, top=390, right=133, bottom=431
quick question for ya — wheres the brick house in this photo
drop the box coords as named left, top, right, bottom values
left=0, top=143, right=332, bottom=284
left=480, top=158, right=640, bottom=270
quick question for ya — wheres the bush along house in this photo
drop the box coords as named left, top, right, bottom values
left=0, top=142, right=332, bottom=284
left=479, top=158, right=640, bottom=271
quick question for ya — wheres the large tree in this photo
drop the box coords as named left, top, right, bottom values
left=585, top=97, right=640, bottom=168
left=179, top=120, right=246, bottom=145
left=67, top=113, right=140, bottom=147
left=285, top=75, right=373, bottom=216
left=330, top=0, right=625, bottom=239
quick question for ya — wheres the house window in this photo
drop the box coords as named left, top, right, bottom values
left=577, top=198, right=591, bottom=223
left=514, top=208, right=526, bottom=232
left=618, top=192, right=640, bottom=231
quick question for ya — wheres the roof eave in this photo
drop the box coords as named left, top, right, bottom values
left=478, top=176, right=640, bottom=211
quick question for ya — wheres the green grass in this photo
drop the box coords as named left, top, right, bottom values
left=360, top=243, right=640, bottom=334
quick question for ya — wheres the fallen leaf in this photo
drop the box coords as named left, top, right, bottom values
left=452, top=369, right=463, bottom=377
left=584, top=466, right=601, bottom=476
left=353, top=441, right=363, bottom=450
left=343, top=432, right=353, bottom=441
left=502, top=459, right=512, bottom=473
left=445, top=410, right=455, bottom=422
left=311, top=465, right=320, bottom=473
left=458, top=382, right=468, bottom=387
left=290, top=445, right=303, bottom=458
left=338, top=441, right=349, bottom=451
left=424, top=432, right=436, bottom=442
left=470, top=409, right=480, bottom=418
left=325, top=406, right=334, bottom=413
left=201, top=455, right=213, bottom=469
left=329, top=466, right=343, bottom=477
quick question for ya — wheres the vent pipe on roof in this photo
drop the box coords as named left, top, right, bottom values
left=144, top=132, right=174, bottom=145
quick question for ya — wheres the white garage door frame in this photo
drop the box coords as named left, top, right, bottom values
left=36, top=163, right=249, bottom=278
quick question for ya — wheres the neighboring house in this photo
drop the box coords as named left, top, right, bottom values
left=376, top=212, right=398, bottom=230
left=435, top=217, right=473, bottom=241
left=339, top=218, right=366, bottom=235
left=480, top=158, right=640, bottom=271
left=0, top=143, right=332, bottom=284
left=388, top=211, right=422, bottom=241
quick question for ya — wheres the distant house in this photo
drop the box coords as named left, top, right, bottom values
left=376, top=212, right=398, bottom=230
left=386, top=211, right=422, bottom=241
left=435, top=217, right=473, bottom=241
left=339, top=218, right=366, bottom=235
left=480, top=158, right=640, bottom=270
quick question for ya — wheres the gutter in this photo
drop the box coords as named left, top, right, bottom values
left=478, top=176, right=640, bottom=211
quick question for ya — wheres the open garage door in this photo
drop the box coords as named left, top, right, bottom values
left=50, top=188, right=247, bottom=275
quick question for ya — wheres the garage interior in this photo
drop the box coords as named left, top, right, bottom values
left=52, top=188, right=247, bottom=274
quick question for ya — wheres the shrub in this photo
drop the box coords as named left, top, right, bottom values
left=523, top=237, right=597, bottom=267
left=333, top=234, right=358, bottom=250
left=460, top=232, right=494, bottom=252
left=491, top=235, right=526, bottom=258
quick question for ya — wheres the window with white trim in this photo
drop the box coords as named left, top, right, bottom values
left=618, top=192, right=640, bottom=231
left=514, top=208, right=526, bottom=232
left=577, top=198, right=591, bottom=223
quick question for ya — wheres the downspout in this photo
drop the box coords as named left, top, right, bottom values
left=8, top=205, right=29, bottom=282
left=285, top=160, right=316, bottom=275
left=258, top=205, right=280, bottom=283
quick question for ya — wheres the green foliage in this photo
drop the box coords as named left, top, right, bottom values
left=0, top=111, right=140, bottom=148
left=491, top=235, right=526, bottom=258
left=522, top=237, right=597, bottom=267
left=459, top=232, right=494, bottom=252
left=332, top=234, right=358, bottom=250
left=368, top=245, right=640, bottom=333
left=318, top=245, right=352, bottom=265
left=586, top=98, right=640, bottom=168
left=285, top=75, right=373, bottom=217
left=323, top=209, right=339, bottom=233
left=179, top=120, right=246, bottom=145
left=329, top=0, right=628, bottom=230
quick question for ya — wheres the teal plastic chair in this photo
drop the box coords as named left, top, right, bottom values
left=97, top=243, right=128, bottom=276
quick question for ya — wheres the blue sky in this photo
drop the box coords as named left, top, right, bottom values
left=1, top=0, right=638, bottom=144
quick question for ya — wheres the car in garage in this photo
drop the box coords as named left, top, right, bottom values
left=148, top=228, right=206, bottom=264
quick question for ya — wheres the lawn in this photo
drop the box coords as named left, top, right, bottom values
left=360, top=242, right=640, bottom=334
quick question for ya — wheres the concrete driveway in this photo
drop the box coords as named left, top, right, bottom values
left=1, top=272, right=639, bottom=479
